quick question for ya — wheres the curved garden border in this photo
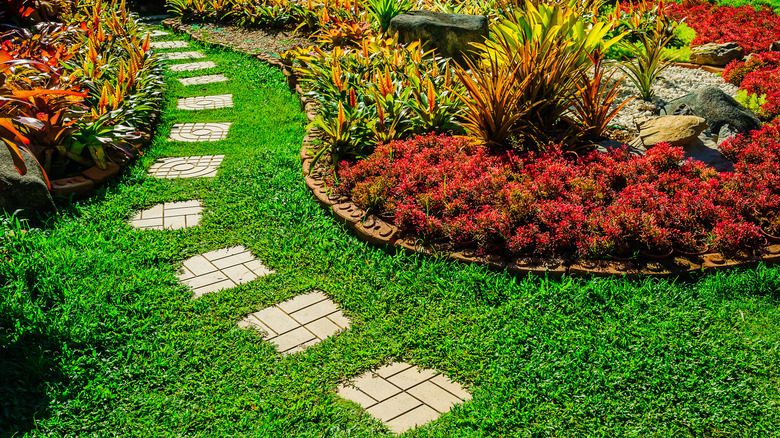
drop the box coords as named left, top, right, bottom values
left=163, top=17, right=780, bottom=279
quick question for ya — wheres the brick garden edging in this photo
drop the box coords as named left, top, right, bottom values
left=163, top=17, right=780, bottom=279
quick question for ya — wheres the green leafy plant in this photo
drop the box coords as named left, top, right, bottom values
left=618, top=3, right=680, bottom=101
left=735, top=89, right=768, bottom=117
left=365, top=0, right=410, bottom=33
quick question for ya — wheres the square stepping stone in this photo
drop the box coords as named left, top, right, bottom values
left=169, top=61, right=216, bottom=72
left=239, top=290, right=351, bottom=354
left=177, top=94, right=233, bottom=110
left=337, top=363, right=471, bottom=434
left=169, top=123, right=231, bottom=142
left=149, top=30, right=169, bottom=38
left=177, top=246, right=274, bottom=298
left=131, top=200, right=203, bottom=230
left=178, top=74, right=229, bottom=86
left=147, top=155, right=224, bottom=179
left=161, top=51, right=206, bottom=60
left=150, top=40, right=188, bottom=49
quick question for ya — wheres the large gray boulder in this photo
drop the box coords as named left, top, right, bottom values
left=689, top=42, right=745, bottom=66
left=0, top=147, right=55, bottom=214
left=388, top=11, right=488, bottom=63
left=663, top=87, right=762, bottom=138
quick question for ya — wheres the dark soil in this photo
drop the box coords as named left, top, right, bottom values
left=183, top=22, right=313, bottom=55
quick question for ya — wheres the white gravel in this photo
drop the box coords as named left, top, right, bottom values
left=602, top=64, right=740, bottom=131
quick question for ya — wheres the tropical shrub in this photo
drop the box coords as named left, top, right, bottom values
left=299, top=37, right=465, bottom=171
left=468, top=0, right=625, bottom=149
left=1, top=0, right=164, bottom=179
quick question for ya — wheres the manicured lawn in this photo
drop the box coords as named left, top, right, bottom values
left=2, top=30, right=780, bottom=437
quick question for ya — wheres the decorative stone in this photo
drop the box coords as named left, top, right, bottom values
left=337, top=362, right=471, bottom=434
left=168, top=123, right=231, bottom=142
left=168, top=61, right=216, bottom=72
left=238, top=290, right=351, bottom=354
left=178, top=74, right=229, bottom=86
left=637, top=115, right=708, bottom=147
left=388, top=11, right=488, bottom=63
left=664, top=86, right=762, bottom=136
left=770, top=41, right=780, bottom=52
left=130, top=200, right=203, bottom=230
left=177, top=246, right=273, bottom=298
left=150, top=40, right=188, bottom=49
left=689, top=42, right=745, bottom=66
left=147, top=155, right=224, bottom=179
left=177, top=94, right=233, bottom=110
left=0, top=147, right=54, bottom=213
left=161, top=51, right=206, bottom=60
left=50, top=175, right=95, bottom=197
left=149, top=30, right=169, bottom=38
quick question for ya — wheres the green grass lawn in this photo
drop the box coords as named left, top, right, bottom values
left=2, top=31, right=780, bottom=438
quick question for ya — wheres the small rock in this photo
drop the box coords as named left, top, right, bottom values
left=672, top=103, right=696, bottom=116
left=664, top=86, right=762, bottom=135
left=683, top=133, right=734, bottom=172
left=0, top=147, right=55, bottom=214
left=389, top=11, right=488, bottom=64
left=637, top=115, right=708, bottom=147
left=717, top=124, right=739, bottom=146
left=689, top=42, right=745, bottom=66
left=770, top=41, right=780, bottom=52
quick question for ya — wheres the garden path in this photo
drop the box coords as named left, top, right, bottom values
left=140, top=29, right=471, bottom=435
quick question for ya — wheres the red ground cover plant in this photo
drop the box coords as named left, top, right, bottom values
left=666, top=1, right=780, bottom=54
left=722, top=52, right=780, bottom=119
left=334, top=131, right=780, bottom=258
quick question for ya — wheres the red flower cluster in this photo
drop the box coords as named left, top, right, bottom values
left=666, top=1, right=780, bottom=54
left=723, top=52, right=780, bottom=119
left=335, top=132, right=780, bottom=258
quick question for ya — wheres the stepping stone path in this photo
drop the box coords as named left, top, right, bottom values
left=148, top=155, right=224, bottom=179
left=131, top=200, right=203, bottom=230
left=145, top=24, right=476, bottom=434
left=177, top=94, right=234, bottom=110
left=161, top=51, right=206, bottom=60
left=150, top=40, right=188, bottom=49
left=177, top=246, right=274, bottom=298
left=169, top=123, right=231, bottom=142
left=338, top=363, right=471, bottom=434
left=178, top=74, right=229, bottom=86
left=239, top=291, right=351, bottom=354
left=149, top=30, right=168, bottom=37
left=168, top=61, right=216, bottom=72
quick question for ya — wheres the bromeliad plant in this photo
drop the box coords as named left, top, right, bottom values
left=299, top=35, right=465, bottom=170
left=569, top=50, right=634, bottom=141
left=618, top=0, right=680, bottom=101
left=467, top=0, right=625, bottom=149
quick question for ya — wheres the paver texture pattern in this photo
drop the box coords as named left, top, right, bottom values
left=169, top=123, right=231, bottom=142
left=131, top=200, right=203, bottom=230
left=161, top=51, right=206, bottom=60
left=177, top=246, right=274, bottom=298
left=149, top=30, right=169, bottom=37
left=178, top=74, right=229, bottom=86
left=177, top=94, right=234, bottom=110
left=150, top=40, right=188, bottom=49
left=239, top=291, right=350, bottom=354
left=338, top=363, right=471, bottom=434
left=147, top=155, right=225, bottom=179
left=168, top=61, right=216, bottom=72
